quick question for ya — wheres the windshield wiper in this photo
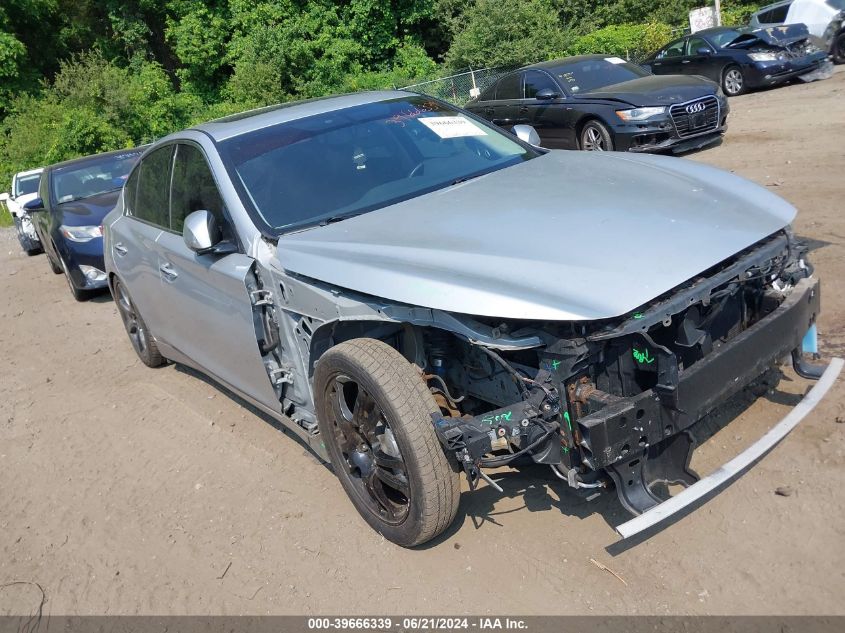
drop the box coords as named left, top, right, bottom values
left=317, top=212, right=362, bottom=227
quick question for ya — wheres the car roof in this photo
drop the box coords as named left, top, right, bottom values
left=695, top=26, right=750, bottom=36
left=46, top=145, right=148, bottom=172
left=14, top=167, right=43, bottom=178
left=193, top=90, right=417, bottom=142
left=524, top=55, right=626, bottom=71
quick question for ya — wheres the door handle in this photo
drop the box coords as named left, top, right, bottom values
left=485, top=107, right=494, bottom=115
left=114, top=242, right=127, bottom=256
left=159, top=262, right=178, bottom=281
left=519, top=106, right=528, bottom=113
left=682, top=60, right=691, bottom=64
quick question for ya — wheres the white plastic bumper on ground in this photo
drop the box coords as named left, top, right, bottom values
left=616, top=357, right=844, bottom=539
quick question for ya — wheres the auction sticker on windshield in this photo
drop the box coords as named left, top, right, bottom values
left=605, top=56, right=627, bottom=64
left=419, top=116, right=487, bottom=139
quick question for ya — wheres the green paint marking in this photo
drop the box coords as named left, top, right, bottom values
left=551, top=359, right=562, bottom=370
left=632, top=348, right=655, bottom=365
left=633, top=312, right=644, bottom=320
left=563, top=411, right=572, bottom=431
left=562, top=446, right=570, bottom=454
left=501, top=411, right=512, bottom=422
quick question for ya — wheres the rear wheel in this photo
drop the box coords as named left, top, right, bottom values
left=722, top=65, right=745, bottom=96
left=12, top=216, right=41, bottom=255
left=114, top=277, right=164, bottom=367
left=833, top=31, right=845, bottom=64
left=579, top=120, right=614, bottom=151
left=314, top=338, right=460, bottom=547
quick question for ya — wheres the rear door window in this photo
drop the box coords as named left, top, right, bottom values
left=170, top=144, right=227, bottom=235
left=495, top=73, right=522, bottom=100
left=132, top=145, right=174, bottom=228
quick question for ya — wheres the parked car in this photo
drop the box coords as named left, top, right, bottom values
left=0, top=167, right=44, bottom=254
left=750, top=0, right=845, bottom=63
left=643, top=24, right=830, bottom=96
left=104, top=92, right=838, bottom=547
left=465, top=55, right=728, bottom=153
left=25, top=147, right=144, bottom=300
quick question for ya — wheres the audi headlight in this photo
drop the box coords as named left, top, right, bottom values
left=60, top=225, right=103, bottom=242
left=615, top=106, right=666, bottom=121
left=749, top=52, right=780, bottom=62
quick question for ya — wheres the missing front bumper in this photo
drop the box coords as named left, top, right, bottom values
left=615, top=357, right=843, bottom=539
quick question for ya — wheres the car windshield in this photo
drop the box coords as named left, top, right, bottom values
left=14, top=173, right=40, bottom=197
left=551, top=58, right=649, bottom=93
left=711, top=29, right=748, bottom=48
left=828, top=0, right=845, bottom=9
left=218, top=96, right=538, bottom=234
left=52, top=150, right=143, bottom=204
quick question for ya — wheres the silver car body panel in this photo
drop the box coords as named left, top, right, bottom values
left=274, top=150, right=795, bottom=321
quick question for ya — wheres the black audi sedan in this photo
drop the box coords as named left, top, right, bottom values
left=643, top=25, right=830, bottom=96
left=465, top=55, right=728, bottom=153
left=25, top=147, right=145, bottom=300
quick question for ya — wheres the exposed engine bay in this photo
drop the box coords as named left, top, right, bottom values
left=418, top=230, right=820, bottom=515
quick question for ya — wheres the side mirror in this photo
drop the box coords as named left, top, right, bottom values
left=23, top=197, right=45, bottom=212
left=512, top=124, right=542, bottom=147
left=0, top=192, right=9, bottom=202
left=534, top=88, right=560, bottom=100
left=697, top=47, right=712, bottom=56
left=183, top=209, right=221, bottom=253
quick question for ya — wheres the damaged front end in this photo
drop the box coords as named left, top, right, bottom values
left=428, top=229, right=838, bottom=536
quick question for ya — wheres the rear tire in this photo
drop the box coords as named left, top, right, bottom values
left=579, top=120, right=614, bottom=151
left=722, top=65, right=746, bottom=96
left=113, top=277, right=165, bottom=367
left=833, top=31, right=845, bottom=64
left=314, top=338, right=460, bottom=547
left=12, top=216, right=42, bottom=255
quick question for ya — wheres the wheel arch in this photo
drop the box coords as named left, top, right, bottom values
left=575, top=114, right=614, bottom=149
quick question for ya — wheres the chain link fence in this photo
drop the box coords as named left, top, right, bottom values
left=398, top=47, right=664, bottom=106
left=399, top=66, right=518, bottom=107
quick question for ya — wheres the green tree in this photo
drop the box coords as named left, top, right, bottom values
left=445, top=0, right=571, bottom=70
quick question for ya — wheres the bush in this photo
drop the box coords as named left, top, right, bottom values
left=721, top=2, right=764, bottom=26
left=566, top=22, right=673, bottom=61
left=445, top=0, right=572, bottom=70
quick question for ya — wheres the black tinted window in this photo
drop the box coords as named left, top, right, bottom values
left=478, top=83, right=496, bottom=101
left=133, top=145, right=174, bottom=228
left=659, top=39, right=686, bottom=58
left=123, top=166, right=139, bottom=215
left=170, top=145, right=226, bottom=234
left=496, top=73, right=521, bottom=100
left=687, top=37, right=711, bottom=55
left=760, top=4, right=790, bottom=22
left=523, top=71, right=558, bottom=98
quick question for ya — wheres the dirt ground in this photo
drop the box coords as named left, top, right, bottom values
left=1, top=69, right=844, bottom=617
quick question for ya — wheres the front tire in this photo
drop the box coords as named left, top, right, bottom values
left=722, top=65, right=746, bottom=96
left=58, top=254, right=93, bottom=302
left=314, top=338, right=460, bottom=547
left=113, top=277, right=165, bottom=367
left=580, top=120, right=614, bottom=151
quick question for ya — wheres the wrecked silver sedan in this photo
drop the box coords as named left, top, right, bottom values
left=103, top=92, right=841, bottom=546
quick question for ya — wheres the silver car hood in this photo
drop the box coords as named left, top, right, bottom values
left=275, top=151, right=795, bottom=321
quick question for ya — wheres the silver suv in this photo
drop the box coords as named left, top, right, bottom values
left=104, top=92, right=840, bottom=546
